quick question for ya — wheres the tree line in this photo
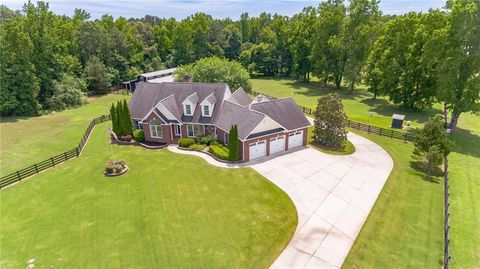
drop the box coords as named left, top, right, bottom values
left=0, top=0, right=478, bottom=129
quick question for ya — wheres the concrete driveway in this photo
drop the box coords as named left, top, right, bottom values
left=250, top=132, right=393, bottom=269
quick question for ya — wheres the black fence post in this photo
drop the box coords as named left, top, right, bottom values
left=34, top=164, right=39, bottom=174
left=51, top=157, right=55, bottom=166
left=16, top=171, right=21, bottom=181
left=367, top=125, right=371, bottom=134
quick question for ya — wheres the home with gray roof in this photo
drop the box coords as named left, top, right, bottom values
left=129, top=82, right=311, bottom=161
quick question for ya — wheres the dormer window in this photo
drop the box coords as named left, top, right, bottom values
left=200, top=93, right=216, bottom=117
left=203, top=105, right=210, bottom=116
left=185, top=104, right=192, bottom=115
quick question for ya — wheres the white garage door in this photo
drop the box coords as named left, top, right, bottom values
left=288, top=130, right=304, bottom=149
left=269, top=136, right=285, bottom=155
left=249, top=141, right=266, bottom=160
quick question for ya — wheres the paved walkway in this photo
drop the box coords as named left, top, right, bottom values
left=167, top=132, right=393, bottom=269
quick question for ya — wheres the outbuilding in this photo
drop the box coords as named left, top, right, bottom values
left=391, top=114, right=406, bottom=129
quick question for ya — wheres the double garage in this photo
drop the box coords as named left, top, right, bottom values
left=248, top=129, right=305, bottom=161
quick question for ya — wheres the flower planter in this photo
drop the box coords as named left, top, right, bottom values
left=104, top=165, right=129, bottom=177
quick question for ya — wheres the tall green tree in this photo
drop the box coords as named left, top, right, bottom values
left=428, top=0, right=480, bottom=130
left=311, top=0, right=347, bottom=88
left=343, top=0, right=381, bottom=92
left=0, top=20, right=40, bottom=115
left=364, top=13, right=439, bottom=110
left=84, top=56, right=111, bottom=95
left=174, top=57, right=252, bottom=92
left=290, top=7, right=317, bottom=81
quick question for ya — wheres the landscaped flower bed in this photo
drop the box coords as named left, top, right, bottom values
left=104, top=160, right=128, bottom=176
left=177, top=136, right=239, bottom=163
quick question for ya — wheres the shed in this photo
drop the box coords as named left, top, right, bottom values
left=391, top=114, right=406, bottom=129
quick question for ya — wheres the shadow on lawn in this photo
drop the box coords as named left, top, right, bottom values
left=360, top=98, right=443, bottom=125
left=284, top=80, right=370, bottom=101
left=450, top=128, right=480, bottom=158
left=409, top=160, right=442, bottom=183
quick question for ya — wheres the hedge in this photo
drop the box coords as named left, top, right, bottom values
left=189, top=144, right=207, bottom=151
left=178, top=137, right=196, bottom=148
left=209, top=144, right=229, bottom=160
left=133, top=130, right=145, bottom=142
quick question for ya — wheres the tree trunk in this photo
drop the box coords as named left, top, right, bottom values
left=373, top=89, right=377, bottom=100
left=334, top=74, right=342, bottom=90
left=349, top=82, right=354, bottom=93
left=449, top=111, right=461, bottom=132
left=443, top=103, right=448, bottom=128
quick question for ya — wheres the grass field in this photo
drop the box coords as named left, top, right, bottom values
left=307, top=126, right=355, bottom=155
left=0, top=94, right=129, bottom=177
left=252, top=77, right=479, bottom=269
left=0, top=122, right=297, bottom=268
left=252, top=77, right=442, bottom=130
left=342, top=130, right=443, bottom=268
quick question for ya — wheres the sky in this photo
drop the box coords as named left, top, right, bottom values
left=3, top=0, right=446, bottom=20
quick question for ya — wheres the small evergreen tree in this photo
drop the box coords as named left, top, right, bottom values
left=116, top=100, right=125, bottom=135
left=228, top=124, right=239, bottom=161
left=313, top=93, right=348, bottom=148
left=110, top=103, right=119, bottom=134
left=122, top=99, right=133, bottom=135
left=413, top=115, right=452, bottom=172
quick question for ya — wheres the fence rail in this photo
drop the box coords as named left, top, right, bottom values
left=444, top=157, right=451, bottom=269
left=252, top=90, right=416, bottom=142
left=0, top=114, right=111, bottom=189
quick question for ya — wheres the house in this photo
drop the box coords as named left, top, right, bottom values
left=129, top=82, right=311, bottom=161
left=122, top=68, right=177, bottom=92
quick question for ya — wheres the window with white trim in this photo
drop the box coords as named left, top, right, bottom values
left=150, top=120, right=163, bottom=138
left=203, top=105, right=210, bottom=116
left=184, top=104, right=192, bottom=115
left=187, top=124, right=195, bottom=137
left=224, top=133, right=229, bottom=145
left=174, top=125, right=181, bottom=136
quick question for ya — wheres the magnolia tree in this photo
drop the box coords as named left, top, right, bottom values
left=313, top=93, right=348, bottom=148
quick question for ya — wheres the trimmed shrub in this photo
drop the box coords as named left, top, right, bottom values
left=178, top=137, right=195, bottom=148
left=209, top=144, right=230, bottom=160
left=199, top=135, right=216, bottom=146
left=189, top=144, right=207, bottom=151
left=120, top=135, right=132, bottom=141
left=133, top=130, right=145, bottom=142
left=105, top=160, right=126, bottom=174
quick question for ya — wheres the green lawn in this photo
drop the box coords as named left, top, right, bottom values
left=252, top=77, right=442, bottom=130
left=342, top=130, right=443, bottom=268
left=0, top=94, right=129, bottom=177
left=252, top=77, right=480, bottom=268
left=0, top=122, right=297, bottom=269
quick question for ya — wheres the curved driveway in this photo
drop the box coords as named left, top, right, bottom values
left=168, top=132, right=393, bottom=268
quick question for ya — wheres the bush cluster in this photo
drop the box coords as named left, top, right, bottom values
left=178, top=138, right=196, bottom=148
left=209, top=144, right=230, bottom=160
left=199, top=135, right=216, bottom=146
left=133, top=130, right=145, bottom=142
left=189, top=144, right=207, bottom=151
left=119, top=135, right=132, bottom=141
left=105, top=160, right=126, bottom=174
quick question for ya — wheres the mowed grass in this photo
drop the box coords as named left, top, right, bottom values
left=342, top=130, right=443, bottom=268
left=252, top=77, right=442, bottom=130
left=0, top=122, right=297, bottom=269
left=448, top=113, right=480, bottom=269
left=0, top=94, right=129, bottom=176
left=252, top=77, right=479, bottom=268
left=307, top=126, right=355, bottom=155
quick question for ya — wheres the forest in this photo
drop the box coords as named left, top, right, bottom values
left=0, top=0, right=478, bottom=129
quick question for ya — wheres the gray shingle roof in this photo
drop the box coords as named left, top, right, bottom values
left=160, top=95, right=182, bottom=121
left=215, top=100, right=265, bottom=140
left=129, top=82, right=229, bottom=123
left=228, top=87, right=252, bottom=107
left=184, top=92, right=199, bottom=104
left=203, top=93, right=217, bottom=104
left=250, top=98, right=311, bottom=130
